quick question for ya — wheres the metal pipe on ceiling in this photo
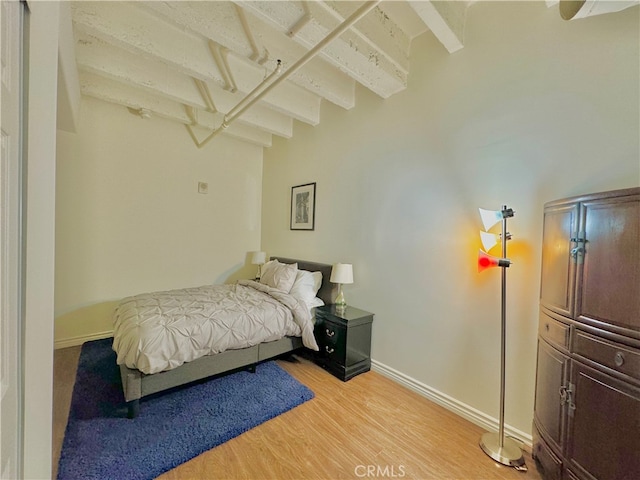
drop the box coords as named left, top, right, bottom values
left=224, top=0, right=381, bottom=127
left=208, top=42, right=238, bottom=93
left=223, top=59, right=283, bottom=125
left=235, top=3, right=269, bottom=64
left=288, top=1, right=313, bottom=38
left=191, top=0, right=381, bottom=148
left=191, top=58, right=283, bottom=148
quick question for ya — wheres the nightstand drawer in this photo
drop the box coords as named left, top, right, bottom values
left=320, top=341, right=345, bottom=362
left=320, top=321, right=345, bottom=346
left=316, top=320, right=346, bottom=360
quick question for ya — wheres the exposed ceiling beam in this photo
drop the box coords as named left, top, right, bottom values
left=75, top=33, right=294, bottom=138
left=409, top=1, right=468, bottom=54
left=309, top=1, right=410, bottom=73
left=72, top=2, right=322, bottom=126
left=75, top=33, right=207, bottom=110
left=72, top=2, right=224, bottom=84
left=67, top=1, right=465, bottom=150
left=222, top=54, right=322, bottom=124
left=80, top=72, right=273, bottom=147
left=142, top=1, right=357, bottom=109
left=237, top=0, right=409, bottom=98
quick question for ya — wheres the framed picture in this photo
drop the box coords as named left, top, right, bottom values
left=290, top=182, right=316, bottom=230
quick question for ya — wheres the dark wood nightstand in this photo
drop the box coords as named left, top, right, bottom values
left=313, top=305, right=374, bottom=381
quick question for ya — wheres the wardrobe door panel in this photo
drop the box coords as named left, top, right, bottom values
left=576, top=195, right=640, bottom=337
left=540, top=203, right=579, bottom=318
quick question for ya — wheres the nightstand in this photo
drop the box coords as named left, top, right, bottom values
left=313, top=305, right=374, bottom=381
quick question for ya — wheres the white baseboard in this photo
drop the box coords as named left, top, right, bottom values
left=371, top=359, right=533, bottom=452
left=54, top=330, right=113, bottom=350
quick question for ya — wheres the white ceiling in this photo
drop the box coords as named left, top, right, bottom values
left=66, top=1, right=640, bottom=148
left=68, top=1, right=477, bottom=148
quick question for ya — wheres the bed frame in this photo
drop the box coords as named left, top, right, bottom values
left=119, top=257, right=336, bottom=418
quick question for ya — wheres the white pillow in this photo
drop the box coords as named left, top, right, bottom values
left=307, top=297, right=325, bottom=308
left=260, top=260, right=298, bottom=293
left=289, top=269, right=323, bottom=305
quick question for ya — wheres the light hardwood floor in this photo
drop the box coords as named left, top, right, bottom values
left=53, top=346, right=542, bottom=480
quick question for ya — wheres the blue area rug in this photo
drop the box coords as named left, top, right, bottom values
left=57, top=338, right=314, bottom=480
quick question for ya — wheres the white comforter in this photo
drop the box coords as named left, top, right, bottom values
left=112, top=279, right=319, bottom=374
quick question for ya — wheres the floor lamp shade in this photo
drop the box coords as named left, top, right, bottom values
left=480, top=231, right=499, bottom=252
left=479, top=207, right=515, bottom=231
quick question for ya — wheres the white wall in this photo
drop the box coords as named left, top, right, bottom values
left=261, top=2, right=640, bottom=439
left=55, top=97, right=264, bottom=346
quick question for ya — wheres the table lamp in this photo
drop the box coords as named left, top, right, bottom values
left=251, top=251, right=266, bottom=280
left=330, top=263, right=353, bottom=310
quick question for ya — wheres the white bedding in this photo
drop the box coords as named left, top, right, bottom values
left=112, top=279, right=319, bottom=374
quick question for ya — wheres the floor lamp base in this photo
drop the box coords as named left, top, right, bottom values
left=479, top=432, right=528, bottom=471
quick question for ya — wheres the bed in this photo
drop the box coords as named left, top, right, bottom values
left=113, top=257, right=336, bottom=418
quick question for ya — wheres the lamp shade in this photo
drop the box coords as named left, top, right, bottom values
left=330, top=263, right=353, bottom=284
left=480, top=231, right=500, bottom=252
left=479, top=208, right=503, bottom=231
left=479, top=207, right=514, bottom=231
left=251, top=251, right=266, bottom=265
left=478, top=250, right=511, bottom=272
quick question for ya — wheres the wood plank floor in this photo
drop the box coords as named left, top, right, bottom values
left=53, top=346, right=542, bottom=480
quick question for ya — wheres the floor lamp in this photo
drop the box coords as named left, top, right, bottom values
left=477, top=205, right=527, bottom=471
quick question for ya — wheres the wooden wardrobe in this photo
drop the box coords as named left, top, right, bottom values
left=532, top=187, right=640, bottom=480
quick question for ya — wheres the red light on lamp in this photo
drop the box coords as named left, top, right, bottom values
left=478, top=250, right=511, bottom=272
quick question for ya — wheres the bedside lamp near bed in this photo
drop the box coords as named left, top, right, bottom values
left=251, top=251, right=267, bottom=280
left=330, top=263, right=353, bottom=311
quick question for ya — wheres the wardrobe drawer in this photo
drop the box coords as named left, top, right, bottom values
left=539, top=311, right=570, bottom=350
left=533, top=432, right=562, bottom=480
left=573, top=330, right=640, bottom=382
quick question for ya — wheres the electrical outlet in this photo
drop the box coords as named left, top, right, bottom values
left=198, top=182, right=208, bottom=194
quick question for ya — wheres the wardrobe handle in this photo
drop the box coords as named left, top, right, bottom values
left=570, top=246, right=584, bottom=258
left=559, top=386, right=568, bottom=405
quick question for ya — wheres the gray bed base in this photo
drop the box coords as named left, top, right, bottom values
left=119, top=257, right=336, bottom=418
left=120, top=336, right=303, bottom=418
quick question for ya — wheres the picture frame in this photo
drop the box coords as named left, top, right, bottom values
left=290, top=182, right=316, bottom=230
